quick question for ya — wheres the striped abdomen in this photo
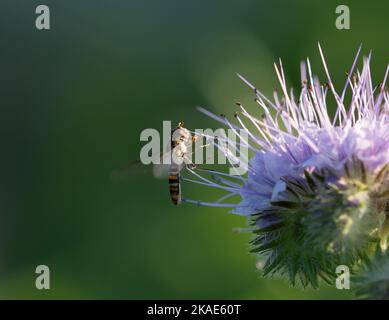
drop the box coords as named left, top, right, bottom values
left=169, top=162, right=181, bottom=205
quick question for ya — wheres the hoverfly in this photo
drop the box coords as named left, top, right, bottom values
left=112, top=121, right=198, bottom=205
left=166, top=121, right=197, bottom=205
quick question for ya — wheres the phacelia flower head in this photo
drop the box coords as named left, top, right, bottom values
left=184, top=44, right=389, bottom=290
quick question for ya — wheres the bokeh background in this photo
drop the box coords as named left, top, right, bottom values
left=0, top=0, right=387, bottom=299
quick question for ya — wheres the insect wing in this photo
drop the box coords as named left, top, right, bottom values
left=110, top=160, right=153, bottom=180
left=152, top=150, right=180, bottom=179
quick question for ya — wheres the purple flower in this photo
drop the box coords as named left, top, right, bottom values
left=184, top=44, right=389, bottom=288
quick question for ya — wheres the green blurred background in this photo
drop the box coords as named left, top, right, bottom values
left=0, top=0, right=387, bottom=299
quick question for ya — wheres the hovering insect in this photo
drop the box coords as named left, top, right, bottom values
left=112, top=121, right=198, bottom=205
left=167, top=121, right=198, bottom=205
